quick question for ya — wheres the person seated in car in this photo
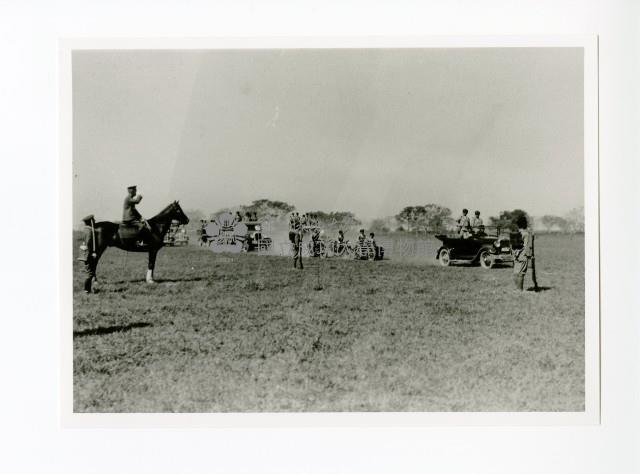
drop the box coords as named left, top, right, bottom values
left=357, top=229, right=366, bottom=242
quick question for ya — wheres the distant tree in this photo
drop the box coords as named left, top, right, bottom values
left=540, top=215, right=569, bottom=232
left=490, top=209, right=530, bottom=230
left=370, top=218, right=390, bottom=233
left=396, top=206, right=427, bottom=232
left=396, top=204, right=453, bottom=233
left=240, top=199, right=296, bottom=220
left=564, top=206, right=585, bottom=233
left=423, top=204, right=453, bottom=233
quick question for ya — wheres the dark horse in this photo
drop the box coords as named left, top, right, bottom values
left=81, top=201, right=189, bottom=293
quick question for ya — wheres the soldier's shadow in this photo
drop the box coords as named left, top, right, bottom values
left=526, top=286, right=553, bottom=292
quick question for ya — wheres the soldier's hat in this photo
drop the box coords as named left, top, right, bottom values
left=127, top=185, right=137, bottom=191
left=475, top=210, right=480, bottom=215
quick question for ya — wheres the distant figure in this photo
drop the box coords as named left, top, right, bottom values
left=333, top=229, right=346, bottom=254
left=292, top=214, right=303, bottom=269
left=358, top=229, right=366, bottom=242
left=235, top=211, right=243, bottom=222
left=245, top=211, right=252, bottom=221
left=513, top=216, right=534, bottom=290
left=369, top=232, right=383, bottom=260
left=199, top=219, right=208, bottom=246
left=252, top=212, right=258, bottom=221
left=457, top=209, right=471, bottom=238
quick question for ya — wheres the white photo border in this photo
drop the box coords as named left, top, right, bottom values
left=59, top=35, right=599, bottom=428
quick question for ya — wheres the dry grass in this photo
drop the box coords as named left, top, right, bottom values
left=73, top=233, right=584, bottom=412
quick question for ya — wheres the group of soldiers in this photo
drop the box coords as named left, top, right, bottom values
left=455, top=208, right=485, bottom=238
left=455, top=207, right=534, bottom=291
left=114, top=186, right=534, bottom=289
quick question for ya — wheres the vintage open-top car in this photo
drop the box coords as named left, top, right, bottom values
left=435, top=227, right=519, bottom=269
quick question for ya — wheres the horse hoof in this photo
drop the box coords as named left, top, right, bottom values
left=146, top=279, right=156, bottom=284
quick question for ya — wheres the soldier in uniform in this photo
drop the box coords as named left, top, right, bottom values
left=513, top=215, right=534, bottom=290
left=123, top=185, right=143, bottom=225
left=292, top=213, right=304, bottom=269
left=471, top=210, right=484, bottom=234
left=122, top=185, right=160, bottom=246
left=457, top=209, right=472, bottom=238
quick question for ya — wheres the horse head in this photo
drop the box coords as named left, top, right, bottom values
left=171, top=200, right=190, bottom=225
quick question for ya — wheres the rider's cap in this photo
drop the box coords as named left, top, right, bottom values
left=475, top=210, right=480, bottom=215
left=462, top=208, right=468, bottom=213
left=127, top=185, right=137, bottom=190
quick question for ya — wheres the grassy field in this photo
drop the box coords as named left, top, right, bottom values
left=72, top=233, right=584, bottom=412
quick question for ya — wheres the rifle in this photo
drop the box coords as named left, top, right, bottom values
left=530, top=232, right=539, bottom=291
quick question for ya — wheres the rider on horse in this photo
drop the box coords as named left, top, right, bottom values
left=123, top=185, right=161, bottom=246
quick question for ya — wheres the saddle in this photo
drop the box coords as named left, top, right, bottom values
left=117, top=221, right=144, bottom=239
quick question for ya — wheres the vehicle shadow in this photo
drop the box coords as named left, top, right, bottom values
left=73, top=322, right=152, bottom=338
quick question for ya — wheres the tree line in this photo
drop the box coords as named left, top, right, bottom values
left=184, top=200, right=584, bottom=234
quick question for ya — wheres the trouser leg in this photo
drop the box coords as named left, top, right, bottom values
left=513, top=259, right=528, bottom=290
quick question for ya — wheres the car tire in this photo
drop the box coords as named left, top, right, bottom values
left=438, top=248, right=451, bottom=266
left=479, top=250, right=494, bottom=269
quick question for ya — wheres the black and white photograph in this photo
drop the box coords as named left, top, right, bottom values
left=4, top=1, right=640, bottom=473
left=68, top=42, right=598, bottom=415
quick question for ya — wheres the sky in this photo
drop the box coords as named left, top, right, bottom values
left=73, top=48, right=583, bottom=225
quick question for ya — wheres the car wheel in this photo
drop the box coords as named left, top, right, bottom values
left=479, top=250, right=494, bottom=269
left=438, top=248, right=451, bottom=266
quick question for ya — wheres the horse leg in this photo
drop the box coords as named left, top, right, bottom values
left=147, top=249, right=158, bottom=283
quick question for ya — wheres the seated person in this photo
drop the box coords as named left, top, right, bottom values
left=357, top=229, right=366, bottom=242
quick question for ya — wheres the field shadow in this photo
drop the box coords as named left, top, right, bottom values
left=155, top=277, right=204, bottom=283
left=111, top=277, right=204, bottom=284
left=73, top=322, right=152, bottom=338
left=527, top=286, right=554, bottom=292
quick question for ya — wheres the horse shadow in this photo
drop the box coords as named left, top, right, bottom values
left=73, top=322, right=152, bottom=338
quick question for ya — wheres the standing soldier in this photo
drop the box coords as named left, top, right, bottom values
left=457, top=208, right=471, bottom=238
left=471, top=210, right=484, bottom=234
left=292, top=213, right=304, bottom=269
left=513, top=215, right=534, bottom=290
